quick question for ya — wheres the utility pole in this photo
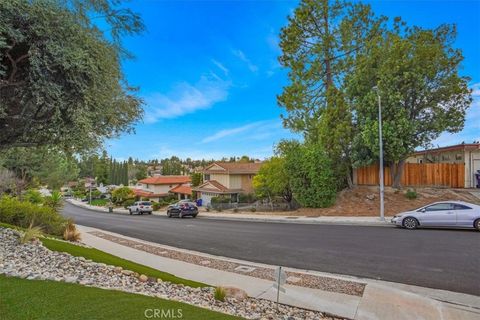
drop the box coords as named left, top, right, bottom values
left=375, top=87, right=385, bottom=221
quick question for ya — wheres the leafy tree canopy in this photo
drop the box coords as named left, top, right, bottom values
left=0, top=0, right=144, bottom=151
left=347, top=20, right=471, bottom=186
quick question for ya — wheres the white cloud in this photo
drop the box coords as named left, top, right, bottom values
left=201, top=121, right=264, bottom=143
left=471, top=83, right=480, bottom=98
left=144, top=76, right=230, bottom=123
left=211, top=59, right=229, bottom=76
left=232, top=49, right=258, bottom=73
left=201, top=120, right=284, bottom=144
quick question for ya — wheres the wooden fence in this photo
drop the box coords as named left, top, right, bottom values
left=355, top=163, right=465, bottom=188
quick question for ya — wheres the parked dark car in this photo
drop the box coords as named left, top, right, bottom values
left=167, top=202, right=198, bottom=218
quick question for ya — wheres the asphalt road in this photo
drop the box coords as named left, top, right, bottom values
left=62, top=202, right=480, bottom=296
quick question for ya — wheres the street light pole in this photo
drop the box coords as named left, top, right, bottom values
left=377, top=91, right=385, bottom=221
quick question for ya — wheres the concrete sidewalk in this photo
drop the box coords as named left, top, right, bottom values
left=66, top=198, right=393, bottom=227
left=77, top=225, right=480, bottom=320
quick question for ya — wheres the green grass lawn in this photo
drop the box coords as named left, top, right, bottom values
left=0, top=275, right=240, bottom=320
left=40, top=237, right=207, bottom=288
left=90, top=198, right=109, bottom=206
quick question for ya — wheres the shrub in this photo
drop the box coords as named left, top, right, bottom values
left=283, top=141, right=337, bottom=208
left=24, top=189, right=43, bottom=204
left=112, top=187, right=135, bottom=205
left=73, top=190, right=86, bottom=199
left=238, top=193, right=256, bottom=203
left=205, top=206, right=211, bottom=212
left=250, top=207, right=257, bottom=212
left=122, top=198, right=135, bottom=209
left=214, top=287, right=226, bottom=302
left=211, top=196, right=230, bottom=204
left=20, top=221, right=43, bottom=244
left=232, top=208, right=239, bottom=213
left=63, top=219, right=81, bottom=242
left=405, top=189, right=418, bottom=200
left=0, top=196, right=66, bottom=235
left=43, top=191, right=63, bottom=211
left=152, top=202, right=161, bottom=211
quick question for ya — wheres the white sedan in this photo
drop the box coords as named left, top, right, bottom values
left=391, top=201, right=480, bottom=230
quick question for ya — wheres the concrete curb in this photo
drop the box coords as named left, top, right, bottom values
left=77, top=225, right=480, bottom=320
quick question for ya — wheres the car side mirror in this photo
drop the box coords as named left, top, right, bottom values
left=420, top=208, right=426, bottom=213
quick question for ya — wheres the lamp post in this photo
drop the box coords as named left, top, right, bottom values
left=373, top=86, right=385, bottom=221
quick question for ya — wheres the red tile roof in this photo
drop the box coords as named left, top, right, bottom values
left=131, top=189, right=169, bottom=198
left=139, top=175, right=191, bottom=185
left=204, top=162, right=262, bottom=174
left=169, top=185, right=192, bottom=195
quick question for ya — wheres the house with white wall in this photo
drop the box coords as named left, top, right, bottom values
left=192, top=162, right=261, bottom=205
left=132, top=175, right=191, bottom=201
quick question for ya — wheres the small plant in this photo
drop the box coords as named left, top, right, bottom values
left=63, top=219, right=81, bottom=242
left=44, top=191, right=63, bottom=211
left=250, top=207, right=257, bottom=212
left=232, top=208, right=239, bottom=213
left=205, top=206, right=211, bottom=212
left=405, top=189, right=418, bottom=200
left=20, top=221, right=43, bottom=244
left=214, top=286, right=226, bottom=302
left=216, top=207, right=223, bottom=212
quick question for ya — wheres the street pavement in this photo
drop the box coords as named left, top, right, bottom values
left=62, top=202, right=480, bottom=296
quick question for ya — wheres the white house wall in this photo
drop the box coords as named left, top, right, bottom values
left=210, top=173, right=230, bottom=187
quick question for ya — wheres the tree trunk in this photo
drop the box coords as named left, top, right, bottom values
left=390, top=160, right=405, bottom=189
left=346, top=169, right=353, bottom=189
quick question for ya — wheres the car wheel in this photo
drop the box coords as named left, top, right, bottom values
left=403, top=217, right=419, bottom=230
left=140, top=212, right=144, bottom=215
left=474, top=219, right=480, bottom=231
left=148, top=212, right=152, bottom=215
left=129, top=209, right=132, bottom=215
left=167, top=211, right=172, bottom=218
left=192, top=214, right=197, bottom=218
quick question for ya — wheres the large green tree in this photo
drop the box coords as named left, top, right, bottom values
left=252, top=157, right=293, bottom=208
left=0, top=0, right=144, bottom=151
left=278, top=0, right=383, bottom=139
left=347, top=20, right=472, bottom=188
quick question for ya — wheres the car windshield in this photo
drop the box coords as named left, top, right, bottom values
left=141, top=202, right=151, bottom=205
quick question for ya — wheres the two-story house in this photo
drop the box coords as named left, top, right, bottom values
left=192, top=162, right=262, bottom=205
left=132, top=175, right=191, bottom=201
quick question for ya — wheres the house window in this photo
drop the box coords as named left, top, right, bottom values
left=442, top=154, right=450, bottom=161
left=418, top=159, right=423, bottom=164
left=204, top=174, right=210, bottom=181
left=146, top=184, right=150, bottom=189
left=456, top=153, right=463, bottom=161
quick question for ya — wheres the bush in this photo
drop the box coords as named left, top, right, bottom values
left=122, top=199, right=135, bottom=209
left=43, top=191, right=63, bottom=211
left=405, top=189, right=418, bottom=200
left=63, top=219, right=81, bottom=242
left=211, top=196, right=230, bottom=204
left=0, top=196, right=66, bottom=236
left=112, top=187, right=135, bottom=205
left=23, top=189, right=43, bottom=204
left=214, top=287, right=226, bottom=302
left=283, top=141, right=337, bottom=208
left=238, top=193, right=256, bottom=203
left=152, top=202, right=161, bottom=211
left=20, top=221, right=44, bottom=244
left=232, top=208, right=239, bottom=213
left=250, top=207, right=256, bottom=212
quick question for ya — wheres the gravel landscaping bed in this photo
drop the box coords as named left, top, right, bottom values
left=0, top=227, right=341, bottom=320
left=90, top=230, right=365, bottom=297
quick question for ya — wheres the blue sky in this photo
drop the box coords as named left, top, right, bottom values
left=107, top=0, right=480, bottom=161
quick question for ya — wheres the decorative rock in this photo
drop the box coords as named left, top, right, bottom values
left=221, top=286, right=249, bottom=302
left=0, top=226, right=331, bottom=320
left=366, top=194, right=376, bottom=200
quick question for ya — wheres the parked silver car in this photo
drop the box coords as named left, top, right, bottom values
left=391, top=201, right=480, bottom=230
